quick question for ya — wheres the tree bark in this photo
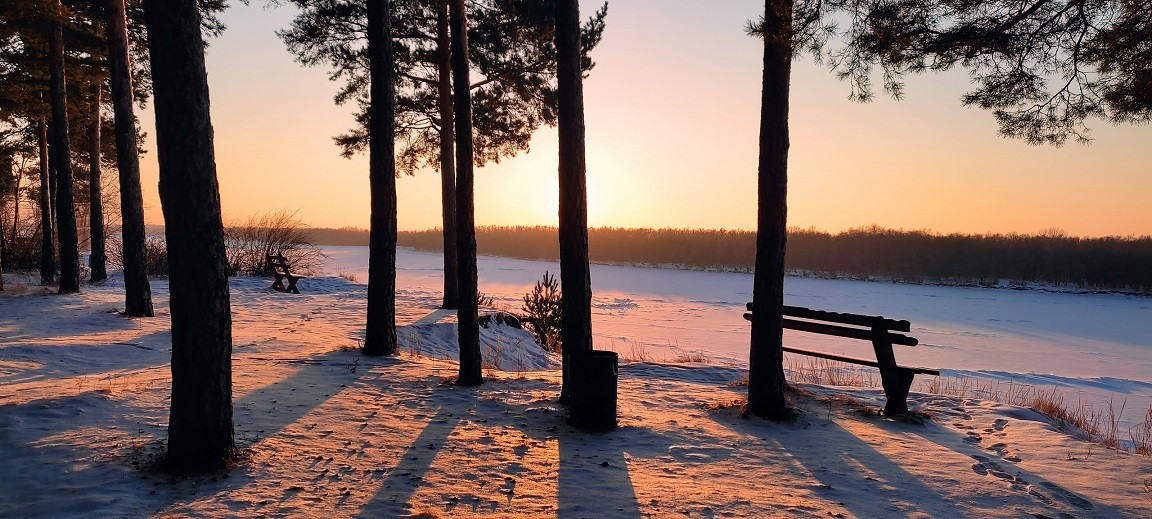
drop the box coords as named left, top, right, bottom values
left=363, top=0, right=398, bottom=357
left=88, top=81, right=107, bottom=282
left=48, top=0, right=81, bottom=294
left=37, top=116, right=55, bottom=285
left=8, top=159, right=21, bottom=257
left=449, top=0, right=482, bottom=386
left=554, top=0, right=593, bottom=403
left=747, top=0, right=792, bottom=419
left=106, top=0, right=154, bottom=317
left=144, top=0, right=235, bottom=472
left=436, top=0, right=459, bottom=310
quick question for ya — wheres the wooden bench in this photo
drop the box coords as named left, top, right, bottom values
left=267, top=254, right=305, bottom=294
left=743, top=303, right=939, bottom=416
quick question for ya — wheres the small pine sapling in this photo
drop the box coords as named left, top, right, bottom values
left=521, top=270, right=562, bottom=352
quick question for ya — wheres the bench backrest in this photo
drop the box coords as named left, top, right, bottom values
left=745, top=302, right=918, bottom=346
left=267, top=254, right=292, bottom=275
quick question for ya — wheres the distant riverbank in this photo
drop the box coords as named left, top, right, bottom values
left=305, top=225, right=1152, bottom=295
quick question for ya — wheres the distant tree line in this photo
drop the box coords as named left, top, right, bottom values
left=365, top=225, right=1150, bottom=294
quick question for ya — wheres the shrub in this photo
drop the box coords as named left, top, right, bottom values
left=521, top=271, right=562, bottom=352
left=223, top=210, right=326, bottom=277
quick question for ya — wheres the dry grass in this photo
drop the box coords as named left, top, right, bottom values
left=783, top=358, right=1152, bottom=454
left=1131, top=406, right=1152, bottom=456
left=922, top=374, right=1152, bottom=455
left=785, top=357, right=877, bottom=387
left=672, top=351, right=708, bottom=363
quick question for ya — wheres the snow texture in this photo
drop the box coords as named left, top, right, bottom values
left=1, top=251, right=1150, bottom=517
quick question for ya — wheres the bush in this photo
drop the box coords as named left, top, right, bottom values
left=521, top=271, right=562, bottom=352
left=223, top=210, right=326, bottom=277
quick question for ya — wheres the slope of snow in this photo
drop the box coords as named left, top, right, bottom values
left=2, top=269, right=1151, bottom=517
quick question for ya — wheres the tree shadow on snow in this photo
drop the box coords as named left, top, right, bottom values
left=706, top=406, right=958, bottom=517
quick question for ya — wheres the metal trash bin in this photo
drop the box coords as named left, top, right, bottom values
left=568, top=350, right=618, bottom=431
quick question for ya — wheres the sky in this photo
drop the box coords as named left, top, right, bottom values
left=132, top=0, right=1152, bottom=237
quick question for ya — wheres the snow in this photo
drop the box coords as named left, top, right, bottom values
left=2, top=254, right=1151, bottom=517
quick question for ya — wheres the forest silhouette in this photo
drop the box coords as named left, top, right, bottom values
left=306, top=225, right=1152, bottom=294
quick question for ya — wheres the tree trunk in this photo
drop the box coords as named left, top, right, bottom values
left=48, top=0, right=81, bottom=294
left=88, top=81, right=107, bottom=282
left=747, top=0, right=792, bottom=419
left=449, top=0, right=482, bottom=386
left=8, top=159, right=21, bottom=257
left=362, top=0, right=398, bottom=357
left=554, top=0, right=593, bottom=403
left=0, top=157, right=7, bottom=291
left=144, top=0, right=235, bottom=472
left=38, top=116, right=55, bottom=285
left=106, top=0, right=154, bottom=317
left=436, top=0, right=459, bottom=310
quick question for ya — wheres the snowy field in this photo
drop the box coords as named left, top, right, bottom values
left=328, top=246, right=1152, bottom=432
left=1, top=250, right=1151, bottom=517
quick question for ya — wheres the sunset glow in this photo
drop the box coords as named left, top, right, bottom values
left=132, top=0, right=1152, bottom=237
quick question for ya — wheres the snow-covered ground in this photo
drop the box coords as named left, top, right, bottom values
left=328, top=246, right=1152, bottom=433
left=2, top=254, right=1150, bottom=517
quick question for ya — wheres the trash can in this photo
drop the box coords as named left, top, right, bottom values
left=568, top=350, right=618, bottom=431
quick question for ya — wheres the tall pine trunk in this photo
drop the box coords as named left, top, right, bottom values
left=449, top=0, right=482, bottom=386
left=144, top=0, right=235, bottom=472
left=48, top=0, right=81, bottom=294
left=746, top=0, right=792, bottom=419
left=436, top=0, right=459, bottom=310
left=88, top=81, right=107, bottom=282
left=106, top=0, right=153, bottom=316
left=363, top=0, right=398, bottom=357
left=37, top=116, right=55, bottom=285
left=554, top=0, right=593, bottom=403
left=8, top=159, right=20, bottom=256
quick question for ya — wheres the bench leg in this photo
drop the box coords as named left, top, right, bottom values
left=271, top=274, right=286, bottom=292
left=882, top=369, right=917, bottom=416
left=286, top=276, right=300, bottom=294
left=872, top=327, right=915, bottom=416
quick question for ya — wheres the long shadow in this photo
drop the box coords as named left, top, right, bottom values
left=0, top=392, right=175, bottom=517
left=356, top=402, right=469, bottom=517
left=708, top=408, right=958, bottom=517
left=556, top=423, right=658, bottom=518
left=0, top=290, right=147, bottom=341
left=233, top=349, right=390, bottom=447
left=0, top=330, right=172, bottom=385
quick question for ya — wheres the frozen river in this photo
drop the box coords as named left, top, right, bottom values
left=323, top=246, right=1152, bottom=429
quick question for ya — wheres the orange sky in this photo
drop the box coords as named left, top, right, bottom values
left=134, top=1, right=1152, bottom=238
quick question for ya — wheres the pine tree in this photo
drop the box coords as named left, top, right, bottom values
left=143, top=0, right=235, bottom=472
left=553, top=0, right=592, bottom=403
left=362, top=0, right=399, bottom=357
left=449, top=0, right=482, bottom=386
left=105, top=0, right=154, bottom=316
